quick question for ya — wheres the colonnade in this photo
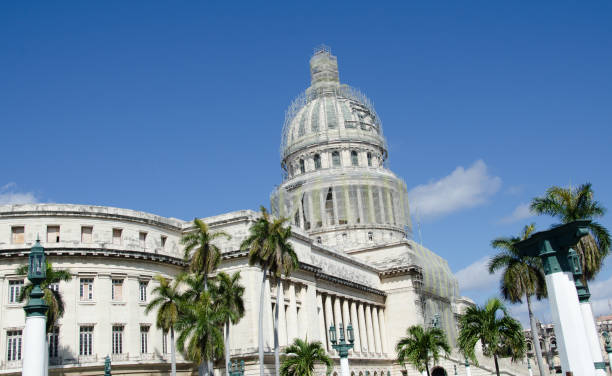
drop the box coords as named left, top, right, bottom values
left=263, top=280, right=389, bottom=359
left=317, top=292, right=388, bottom=356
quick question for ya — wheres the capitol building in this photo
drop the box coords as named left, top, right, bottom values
left=0, top=48, right=528, bottom=376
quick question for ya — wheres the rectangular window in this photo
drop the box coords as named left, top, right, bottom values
left=81, top=226, right=93, bottom=243
left=162, top=332, right=168, bottom=354
left=140, top=326, right=149, bottom=354
left=11, top=226, right=25, bottom=244
left=47, top=226, right=60, bottom=243
left=112, top=326, right=124, bottom=354
left=112, top=279, right=123, bottom=301
left=48, top=327, right=59, bottom=358
left=8, top=280, right=23, bottom=304
left=79, top=326, right=93, bottom=355
left=6, top=330, right=22, bottom=361
left=160, top=235, right=167, bottom=249
left=139, top=232, right=147, bottom=248
left=112, top=228, right=122, bottom=245
left=49, top=283, right=59, bottom=292
left=80, top=278, right=94, bottom=301
left=139, top=281, right=147, bottom=302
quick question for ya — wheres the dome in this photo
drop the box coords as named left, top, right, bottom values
left=280, top=47, right=387, bottom=166
left=272, top=47, right=411, bottom=252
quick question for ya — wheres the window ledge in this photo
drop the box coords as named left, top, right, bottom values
left=111, top=301, right=126, bottom=306
left=78, top=300, right=97, bottom=305
left=6, top=303, right=23, bottom=308
left=138, top=301, right=148, bottom=306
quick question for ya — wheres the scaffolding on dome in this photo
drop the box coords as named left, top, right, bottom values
left=280, top=85, right=387, bottom=160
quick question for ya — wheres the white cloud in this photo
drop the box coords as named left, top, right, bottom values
left=505, top=185, right=524, bottom=195
left=0, top=183, right=38, bottom=205
left=456, top=255, right=501, bottom=293
left=409, top=160, right=502, bottom=220
left=498, top=203, right=534, bottom=224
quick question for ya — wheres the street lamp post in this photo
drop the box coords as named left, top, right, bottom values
left=603, top=332, right=612, bottom=373
left=22, top=238, right=49, bottom=376
left=515, top=221, right=596, bottom=375
left=329, top=322, right=354, bottom=376
left=228, top=360, right=245, bottom=376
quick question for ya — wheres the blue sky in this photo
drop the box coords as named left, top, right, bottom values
left=2, top=1, right=611, bottom=324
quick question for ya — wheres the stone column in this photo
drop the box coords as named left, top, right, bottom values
left=324, top=294, right=335, bottom=352
left=333, top=296, right=343, bottom=332
left=372, top=306, right=382, bottom=354
left=365, top=304, right=375, bottom=354
left=277, top=281, right=287, bottom=347
left=580, top=301, right=606, bottom=376
left=350, top=301, right=361, bottom=353
left=378, top=307, right=389, bottom=354
left=342, top=299, right=351, bottom=353
left=264, top=277, right=274, bottom=348
left=287, top=283, right=298, bottom=344
left=316, top=292, right=326, bottom=344
left=358, top=302, right=368, bottom=353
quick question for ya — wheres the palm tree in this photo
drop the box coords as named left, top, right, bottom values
left=240, top=206, right=299, bottom=376
left=176, top=290, right=224, bottom=376
left=280, top=338, right=333, bottom=376
left=145, top=275, right=182, bottom=376
left=396, top=325, right=450, bottom=376
left=178, top=271, right=207, bottom=303
left=488, top=223, right=547, bottom=376
left=16, top=262, right=72, bottom=333
left=458, top=298, right=525, bottom=376
left=181, top=218, right=231, bottom=290
left=530, top=182, right=610, bottom=280
left=211, top=271, right=245, bottom=376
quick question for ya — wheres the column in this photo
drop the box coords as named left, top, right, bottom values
left=316, top=292, right=326, bottom=344
left=350, top=301, right=361, bottom=353
left=372, top=306, right=382, bottom=354
left=264, top=277, right=274, bottom=348
left=341, top=298, right=351, bottom=353
left=365, top=304, right=375, bottom=354
left=324, top=294, right=335, bottom=352
left=277, top=281, right=287, bottom=346
left=357, top=302, right=368, bottom=353
left=378, top=307, right=389, bottom=354
left=333, top=296, right=343, bottom=333
left=287, top=283, right=298, bottom=344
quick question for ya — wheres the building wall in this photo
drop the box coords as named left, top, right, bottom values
left=0, top=205, right=411, bottom=375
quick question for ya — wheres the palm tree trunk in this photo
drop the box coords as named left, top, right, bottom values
left=425, top=363, right=430, bottom=376
left=203, top=274, right=211, bottom=375
left=274, top=278, right=282, bottom=376
left=225, top=321, right=230, bottom=376
left=170, top=327, right=177, bottom=376
left=493, top=354, right=500, bottom=376
left=258, top=268, right=267, bottom=376
left=526, top=294, right=546, bottom=376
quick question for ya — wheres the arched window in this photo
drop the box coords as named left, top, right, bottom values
left=332, top=151, right=341, bottom=167
left=551, top=339, right=557, bottom=350
left=316, top=236, right=322, bottom=244
left=299, top=159, right=305, bottom=174
left=367, top=152, right=372, bottom=167
left=368, top=232, right=373, bottom=241
left=351, top=151, right=359, bottom=166
left=314, top=154, right=321, bottom=170
left=527, top=342, right=532, bottom=351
